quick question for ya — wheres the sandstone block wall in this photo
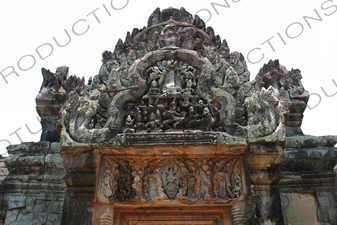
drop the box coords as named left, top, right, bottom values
left=0, top=142, right=66, bottom=225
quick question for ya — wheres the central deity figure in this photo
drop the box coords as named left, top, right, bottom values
left=147, top=60, right=187, bottom=97
left=162, top=60, right=183, bottom=95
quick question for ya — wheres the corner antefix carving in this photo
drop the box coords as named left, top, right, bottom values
left=2, top=6, right=335, bottom=225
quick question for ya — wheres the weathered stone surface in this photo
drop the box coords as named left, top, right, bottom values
left=1, top=6, right=336, bottom=225
left=4, top=209, right=19, bottom=224
left=6, top=142, right=50, bottom=155
left=4, top=194, right=26, bottom=210
left=33, top=199, right=49, bottom=213
left=45, top=213, right=62, bottom=225
left=282, top=147, right=337, bottom=171
left=0, top=142, right=65, bottom=225
left=280, top=193, right=321, bottom=225
left=0, top=157, right=9, bottom=183
left=36, top=66, right=69, bottom=142
left=285, top=135, right=337, bottom=148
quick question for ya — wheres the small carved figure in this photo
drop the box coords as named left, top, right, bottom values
left=113, top=176, right=131, bottom=201
left=221, top=67, right=240, bottom=89
left=180, top=64, right=196, bottom=82
left=183, top=78, right=195, bottom=95
left=133, top=114, right=144, bottom=132
left=131, top=163, right=144, bottom=199
left=162, top=168, right=179, bottom=199
left=159, top=25, right=181, bottom=47
left=124, top=115, right=135, bottom=133
left=149, top=79, right=161, bottom=94
left=104, top=104, right=122, bottom=130
left=218, top=177, right=227, bottom=199
left=101, top=169, right=112, bottom=199
left=232, top=163, right=242, bottom=198
left=197, top=106, right=215, bottom=131
left=149, top=178, right=158, bottom=200
left=187, top=176, right=197, bottom=198
left=200, top=159, right=213, bottom=200
left=161, top=101, right=185, bottom=130
left=145, top=112, right=161, bottom=132
left=195, top=100, right=206, bottom=115
left=180, top=95, right=191, bottom=112
left=185, top=106, right=197, bottom=129
left=147, top=66, right=163, bottom=85
left=233, top=175, right=242, bottom=198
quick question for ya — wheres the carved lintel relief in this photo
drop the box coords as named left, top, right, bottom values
left=97, top=156, right=246, bottom=203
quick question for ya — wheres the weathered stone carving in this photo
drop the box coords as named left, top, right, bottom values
left=160, top=159, right=180, bottom=199
left=232, top=196, right=256, bottom=225
left=255, top=194, right=281, bottom=220
left=245, top=86, right=285, bottom=141
left=98, top=206, right=114, bottom=225
left=100, top=158, right=135, bottom=202
left=98, top=157, right=245, bottom=202
left=252, top=59, right=309, bottom=136
left=57, top=7, right=294, bottom=145
left=68, top=199, right=90, bottom=225
left=143, top=174, right=165, bottom=201
left=1, top=6, right=336, bottom=225
left=36, top=67, right=69, bottom=142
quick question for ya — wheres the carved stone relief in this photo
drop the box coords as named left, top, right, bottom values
left=255, top=194, right=281, bottom=219
left=67, top=199, right=91, bottom=225
left=231, top=196, right=256, bottom=225
left=58, top=7, right=292, bottom=145
left=98, top=157, right=245, bottom=203
left=1, top=5, right=336, bottom=225
left=98, top=206, right=114, bottom=225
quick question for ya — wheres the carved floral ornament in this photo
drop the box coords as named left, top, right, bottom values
left=58, top=7, right=307, bottom=145
left=98, top=156, right=244, bottom=203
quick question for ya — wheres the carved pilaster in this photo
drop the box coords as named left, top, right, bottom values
left=248, top=144, right=284, bottom=224
left=254, top=190, right=282, bottom=225
left=61, top=148, right=101, bottom=225
left=98, top=205, right=114, bottom=225
left=231, top=197, right=256, bottom=225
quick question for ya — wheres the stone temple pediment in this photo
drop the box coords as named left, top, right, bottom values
left=56, top=7, right=297, bottom=148
left=1, top=7, right=336, bottom=225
